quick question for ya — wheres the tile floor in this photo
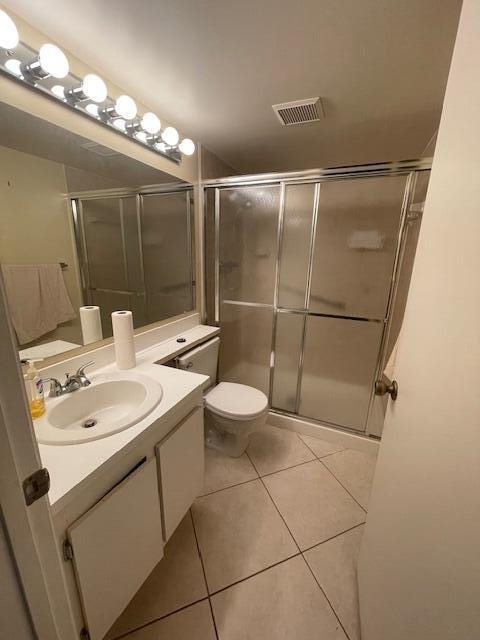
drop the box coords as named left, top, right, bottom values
left=105, top=423, right=378, bottom=640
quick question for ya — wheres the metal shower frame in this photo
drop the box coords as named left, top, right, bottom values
left=203, top=158, right=432, bottom=438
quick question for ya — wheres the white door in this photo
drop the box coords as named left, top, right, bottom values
left=0, top=273, right=77, bottom=639
left=358, top=2, right=480, bottom=639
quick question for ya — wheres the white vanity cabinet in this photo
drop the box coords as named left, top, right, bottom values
left=54, top=392, right=205, bottom=640
left=156, top=406, right=204, bottom=540
left=67, top=459, right=163, bottom=640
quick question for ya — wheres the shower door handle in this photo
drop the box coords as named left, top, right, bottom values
left=375, top=379, right=398, bottom=401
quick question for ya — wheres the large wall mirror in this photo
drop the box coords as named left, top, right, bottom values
left=0, top=102, right=195, bottom=363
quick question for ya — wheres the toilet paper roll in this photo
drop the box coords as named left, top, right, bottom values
left=112, top=310, right=136, bottom=369
left=80, top=306, right=103, bottom=345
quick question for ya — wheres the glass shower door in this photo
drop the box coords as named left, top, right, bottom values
left=298, top=175, right=408, bottom=431
left=207, top=170, right=415, bottom=434
left=217, top=185, right=280, bottom=395
left=141, top=191, right=194, bottom=323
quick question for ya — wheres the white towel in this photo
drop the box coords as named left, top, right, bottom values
left=1, top=263, right=75, bottom=345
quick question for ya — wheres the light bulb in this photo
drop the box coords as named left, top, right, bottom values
left=85, top=103, right=99, bottom=117
left=0, top=10, right=19, bottom=49
left=51, top=85, right=65, bottom=99
left=115, top=95, right=137, bottom=120
left=113, top=118, right=127, bottom=131
left=161, top=126, right=179, bottom=146
left=81, top=74, right=107, bottom=103
left=141, top=112, right=161, bottom=135
left=179, top=138, right=195, bottom=156
left=154, top=142, right=167, bottom=153
left=4, top=58, right=22, bottom=76
left=135, top=131, right=147, bottom=142
left=39, top=44, right=69, bottom=78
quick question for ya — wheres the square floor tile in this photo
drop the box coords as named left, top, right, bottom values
left=105, top=513, right=207, bottom=639
left=201, top=447, right=258, bottom=495
left=192, top=479, right=298, bottom=593
left=322, top=449, right=378, bottom=510
left=123, top=600, right=216, bottom=640
left=247, top=424, right=315, bottom=475
left=298, top=433, right=345, bottom=458
left=211, top=555, right=347, bottom=640
left=304, top=525, right=364, bottom=640
left=263, top=460, right=365, bottom=550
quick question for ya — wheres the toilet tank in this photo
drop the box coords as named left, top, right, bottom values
left=176, top=337, right=220, bottom=388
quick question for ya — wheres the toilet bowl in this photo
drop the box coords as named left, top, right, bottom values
left=176, top=337, right=269, bottom=457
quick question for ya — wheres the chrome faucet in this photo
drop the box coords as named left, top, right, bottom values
left=45, top=361, right=95, bottom=398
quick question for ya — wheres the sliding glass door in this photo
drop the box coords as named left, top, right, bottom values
left=206, top=167, right=428, bottom=433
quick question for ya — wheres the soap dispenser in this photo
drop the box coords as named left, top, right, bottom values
left=24, top=359, right=45, bottom=419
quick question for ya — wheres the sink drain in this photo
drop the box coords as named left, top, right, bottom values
left=83, top=418, right=97, bottom=429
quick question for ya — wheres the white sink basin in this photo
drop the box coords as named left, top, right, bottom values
left=35, top=373, right=163, bottom=445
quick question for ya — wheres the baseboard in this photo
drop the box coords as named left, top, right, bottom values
left=267, top=411, right=380, bottom=455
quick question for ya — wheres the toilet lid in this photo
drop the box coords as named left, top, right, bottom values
left=205, top=382, right=269, bottom=420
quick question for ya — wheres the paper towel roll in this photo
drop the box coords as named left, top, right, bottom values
left=112, top=310, right=136, bottom=369
left=80, top=306, right=103, bottom=345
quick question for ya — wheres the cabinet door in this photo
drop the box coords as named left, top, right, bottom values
left=156, top=406, right=204, bottom=541
left=67, top=459, right=163, bottom=640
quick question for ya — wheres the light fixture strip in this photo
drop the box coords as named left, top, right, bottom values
left=0, top=9, right=195, bottom=162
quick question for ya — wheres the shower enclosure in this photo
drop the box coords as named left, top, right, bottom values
left=72, top=187, right=195, bottom=337
left=204, top=160, right=431, bottom=437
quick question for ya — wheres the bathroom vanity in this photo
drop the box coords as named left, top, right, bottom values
left=38, top=323, right=219, bottom=640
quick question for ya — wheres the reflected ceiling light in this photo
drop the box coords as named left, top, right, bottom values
left=25, top=43, right=69, bottom=79
left=134, top=131, right=147, bottom=142
left=85, top=103, right=99, bottom=117
left=154, top=141, right=167, bottom=153
left=51, top=84, right=65, bottom=99
left=161, top=126, right=179, bottom=146
left=141, top=112, right=161, bottom=135
left=112, top=118, right=127, bottom=131
left=0, top=10, right=19, bottom=50
left=68, top=73, right=107, bottom=103
left=179, top=138, right=195, bottom=156
left=4, top=58, right=22, bottom=76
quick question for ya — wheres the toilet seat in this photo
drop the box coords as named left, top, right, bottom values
left=205, top=382, right=269, bottom=421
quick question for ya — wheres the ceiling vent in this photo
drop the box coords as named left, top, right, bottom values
left=272, top=97, right=324, bottom=126
left=80, top=141, right=118, bottom=157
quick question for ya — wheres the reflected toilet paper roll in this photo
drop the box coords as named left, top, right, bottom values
left=80, top=306, right=103, bottom=345
left=112, top=310, right=136, bottom=369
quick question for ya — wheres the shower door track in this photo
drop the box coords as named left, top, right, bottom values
left=202, top=158, right=432, bottom=188
left=205, top=158, right=432, bottom=437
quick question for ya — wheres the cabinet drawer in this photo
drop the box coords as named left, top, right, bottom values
left=67, top=458, right=163, bottom=640
left=156, top=406, right=204, bottom=541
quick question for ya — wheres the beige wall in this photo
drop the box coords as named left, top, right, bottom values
left=200, top=144, right=237, bottom=180
left=0, top=145, right=83, bottom=344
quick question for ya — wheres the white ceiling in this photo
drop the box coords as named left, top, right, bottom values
left=3, top=0, right=462, bottom=174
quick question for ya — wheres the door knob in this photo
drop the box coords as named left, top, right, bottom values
left=375, top=379, right=398, bottom=401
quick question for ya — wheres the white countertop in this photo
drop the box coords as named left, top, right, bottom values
left=39, top=324, right=219, bottom=514
left=20, top=339, right=81, bottom=360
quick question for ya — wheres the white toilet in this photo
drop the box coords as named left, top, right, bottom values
left=176, top=337, right=269, bottom=457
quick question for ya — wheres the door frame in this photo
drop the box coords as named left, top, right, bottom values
left=0, top=275, right=77, bottom=640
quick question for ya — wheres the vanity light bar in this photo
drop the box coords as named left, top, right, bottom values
left=0, top=9, right=196, bottom=162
